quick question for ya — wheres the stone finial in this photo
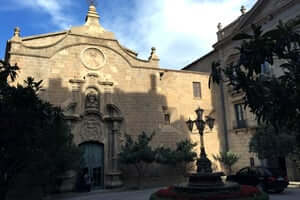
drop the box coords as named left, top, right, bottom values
left=240, top=5, right=246, bottom=15
left=14, top=27, right=20, bottom=37
left=11, top=27, right=22, bottom=42
left=85, top=3, right=101, bottom=27
left=217, top=23, right=222, bottom=31
left=148, top=47, right=160, bottom=61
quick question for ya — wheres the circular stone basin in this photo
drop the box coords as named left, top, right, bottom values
left=188, top=172, right=225, bottom=186
left=174, top=181, right=240, bottom=193
left=174, top=172, right=240, bottom=194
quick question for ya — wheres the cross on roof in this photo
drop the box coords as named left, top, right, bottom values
left=87, top=0, right=97, bottom=6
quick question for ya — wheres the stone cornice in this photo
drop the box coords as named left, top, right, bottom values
left=214, top=0, right=298, bottom=49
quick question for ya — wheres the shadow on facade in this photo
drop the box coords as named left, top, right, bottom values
left=39, top=74, right=194, bottom=190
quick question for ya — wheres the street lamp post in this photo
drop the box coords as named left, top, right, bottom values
left=186, top=107, right=215, bottom=174
left=173, top=107, right=238, bottom=194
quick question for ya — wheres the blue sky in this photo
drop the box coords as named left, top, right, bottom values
left=0, top=0, right=256, bottom=69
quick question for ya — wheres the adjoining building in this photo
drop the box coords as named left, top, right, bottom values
left=5, top=4, right=226, bottom=190
left=184, top=0, right=300, bottom=181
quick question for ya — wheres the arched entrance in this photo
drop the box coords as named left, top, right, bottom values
left=79, top=142, right=104, bottom=188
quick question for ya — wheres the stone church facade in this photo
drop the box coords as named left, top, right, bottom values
left=184, top=0, right=300, bottom=180
left=5, top=5, right=225, bottom=189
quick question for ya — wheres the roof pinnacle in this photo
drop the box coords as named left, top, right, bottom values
left=217, top=23, right=222, bottom=31
left=14, top=27, right=20, bottom=37
left=149, top=47, right=160, bottom=61
left=87, top=0, right=97, bottom=6
left=11, top=26, right=22, bottom=42
left=85, top=0, right=101, bottom=26
left=240, top=5, right=246, bottom=15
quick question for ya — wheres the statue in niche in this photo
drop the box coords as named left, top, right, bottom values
left=85, top=89, right=99, bottom=111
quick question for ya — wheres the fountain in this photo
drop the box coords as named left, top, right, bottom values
left=149, top=107, right=268, bottom=200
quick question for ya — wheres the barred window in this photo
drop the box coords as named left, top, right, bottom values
left=193, top=82, right=201, bottom=98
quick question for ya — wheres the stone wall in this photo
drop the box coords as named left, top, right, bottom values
left=5, top=5, right=224, bottom=188
left=183, top=0, right=300, bottom=178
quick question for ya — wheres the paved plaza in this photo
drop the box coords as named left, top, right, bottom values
left=54, top=187, right=300, bottom=200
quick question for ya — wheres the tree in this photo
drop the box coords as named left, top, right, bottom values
left=249, top=125, right=297, bottom=160
left=213, top=151, right=239, bottom=175
left=156, top=140, right=197, bottom=177
left=210, top=17, right=300, bottom=153
left=118, top=132, right=156, bottom=188
left=0, top=61, right=81, bottom=200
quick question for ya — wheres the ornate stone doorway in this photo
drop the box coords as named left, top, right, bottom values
left=79, top=142, right=104, bottom=188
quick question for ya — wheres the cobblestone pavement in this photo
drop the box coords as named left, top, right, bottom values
left=55, top=187, right=300, bottom=200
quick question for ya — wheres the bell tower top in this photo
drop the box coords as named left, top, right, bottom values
left=85, top=0, right=101, bottom=27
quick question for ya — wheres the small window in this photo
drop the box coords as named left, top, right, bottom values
left=234, top=104, right=245, bottom=121
left=164, top=113, right=170, bottom=125
left=193, top=82, right=201, bottom=98
left=162, top=106, right=171, bottom=125
left=234, top=103, right=246, bottom=128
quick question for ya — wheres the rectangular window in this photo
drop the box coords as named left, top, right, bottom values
left=234, top=103, right=246, bottom=128
left=164, top=113, right=170, bottom=125
left=193, top=82, right=201, bottom=98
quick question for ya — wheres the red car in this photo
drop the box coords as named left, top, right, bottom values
left=226, top=166, right=289, bottom=193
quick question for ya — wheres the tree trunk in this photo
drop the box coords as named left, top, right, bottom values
left=134, top=163, right=142, bottom=189
left=228, top=166, right=232, bottom=175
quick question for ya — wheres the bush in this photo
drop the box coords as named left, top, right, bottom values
left=156, top=140, right=197, bottom=176
left=213, top=151, right=240, bottom=175
left=119, top=132, right=156, bottom=188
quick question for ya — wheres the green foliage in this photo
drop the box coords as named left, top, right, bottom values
left=156, top=140, right=197, bottom=176
left=175, top=140, right=197, bottom=163
left=119, top=132, right=156, bottom=187
left=249, top=125, right=296, bottom=160
left=210, top=17, right=300, bottom=130
left=0, top=61, right=81, bottom=199
left=119, top=132, right=156, bottom=165
left=213, top=151, right=240, bottom=175
left=210, top=16, right=300, bottom=156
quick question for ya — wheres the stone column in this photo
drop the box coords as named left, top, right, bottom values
left=111, top=121, right=119, bottom=172
left=105, top=117, right=123, bottom=188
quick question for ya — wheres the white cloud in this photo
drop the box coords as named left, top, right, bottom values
left=12, top=0, right=76, bottom=29
left=104, top=0, right=257, bottom=69
left=7, top=0, right=257, bottom=69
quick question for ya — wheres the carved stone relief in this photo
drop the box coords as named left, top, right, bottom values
left=85, top=88, right=99, bottom=112
left=79, top=115, right=104, bottom=142
left=81, top=47, right=106, bottom=70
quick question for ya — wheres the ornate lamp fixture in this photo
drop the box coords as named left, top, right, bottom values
left=186, top=107, right=215, bottom=173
